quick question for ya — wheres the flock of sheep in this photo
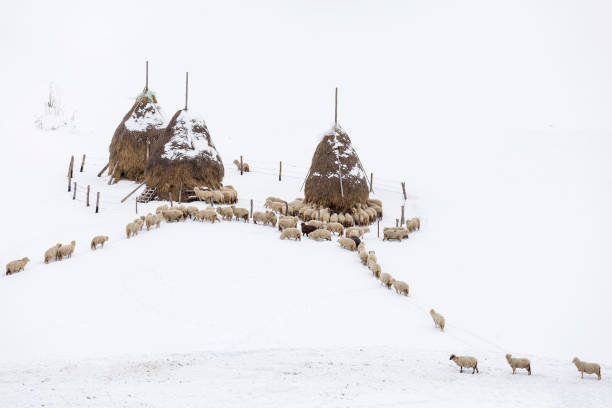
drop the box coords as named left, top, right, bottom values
left=3, top=184, right=604, bottom=381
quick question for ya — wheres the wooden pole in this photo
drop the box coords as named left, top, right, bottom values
left=135, top=199, right=138, bottom=214
left=108, top=162, right=119, bottom=185
left=145, top=60, right=149, bottom=91
left=97, top=163, right=109, bottom=177
left=185, top=72, right=189, bottom=110
left=67, top=175, right=72, bottom=192
left=240, top=155, right=243, bottom=176
left=169, top=192, right=173, bottom=207
left=73, top=182, right=77, bottom=200
left=377, top=219, right=380, bottom=238
left=250, top=199, right=253, bottom=219
left=86, top=185, right=90, bottom=207
left=179, top=182, right=183, bottom=203
left=285, top=201, right=289, bottom=216
left=401, top=182, right=407, bottom=200
left=401, top=205, right=405, bottom=226
left=68, top=155, right=74, bottom=178
left=279, top=161, right=282, bottom=181
left=95, top=192, right=100, bottom=213
left=370, top=172, right=373, bottom=193
left=396, top=219, right=399, bottom=227
left=80, top=154, right=86, bottom=172
left=334, top=87, right=338, bottom=126
left=120, top=182, right=146, bottom=203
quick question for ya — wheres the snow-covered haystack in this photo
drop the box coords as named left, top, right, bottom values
left=145, top=108, right=224, bottom=200
left=108, top=89, right=165, bottom=182
left=304, top=126, right=370, bottom=212
left=34, top=83, right=75, bottom=131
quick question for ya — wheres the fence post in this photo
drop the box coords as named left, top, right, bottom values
left=396, top=219, right=399, bottom=227
left=285, top=201, right=289, bottom=216
left=68, top=155, right=74, bottom=178
left=68, top=175, right=72, bottom=192
left=279, top=161, right=282, bottom=181
left=73, top=182, right=77, bottom=200
left=370, top=172, right=373, bottom=193
left=97, top=163, right=109, bottom=177
left=95, top=192, right=100, bottom=213
left=169, top=192, right=173, bottom=207
left=250, top=199, right=253, bottom=219
left=377, top=219, right=380, bottom=238
left=135, top=199, right=138, bottom=214
left=80, top=154, right=86, bottom=172
left=240, top=155, right=243, bottom=176
left=401, top=205, right=405, bottom=226
left=86, top=185, right=90, bottom=207
left=401, top=182, right=407, bottom=200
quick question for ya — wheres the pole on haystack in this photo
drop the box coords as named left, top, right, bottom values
left=146, top=140, right=150, bottom=161
left=145, top=61, right=149, bottom=91
left=334, top=87, right=338, bottom=127
left=185, top=72, right=189, bottom=110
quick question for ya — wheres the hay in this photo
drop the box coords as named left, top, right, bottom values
left=304, top=126, right=369, bottom=212
left=108, top=91, right=165, bottom=182
left=145, top=109, right=224, bottom=200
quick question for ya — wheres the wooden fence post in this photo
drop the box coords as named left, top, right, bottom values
left=279, top=161, right=282, bottom=181
left=370, top=172, right=373, bottom=193
left=67, top=175, right=72, bottom=192
left=401, top=205, right=405, bottom=226
left=97, top=163, right=109, bottom=177
left=240, top=155, right=243, bottom=176
left=73, top=182, right=77, bottom=200
left=401, top=182, right=407, bottom=200
left=86, top=185, right=90, bottom=207
left=250, top=199, right=253, bottom=219
left=396, top=219, right=399, bottom=227
left=80, top=154, right=86, bottom=172
left=377, top=219, right=380, bottom=238
left=135, top=199, right=138, bottom=214
left=95, top=192, right=100, bottom=213
left=169, top=192, right=173, bottom=207
left=284, top=201, right=289, bottom=216
left=68, top=155, right=74, bottom=178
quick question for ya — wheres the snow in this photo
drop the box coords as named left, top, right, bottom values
left=123, top=91, right=165, bottom=132
left=161, top=109, right=218, bottom=160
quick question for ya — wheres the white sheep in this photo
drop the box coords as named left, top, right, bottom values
left=367, top=251, right=377, bottom=265
left=506, top=354, right=531, bottom=375
left=162, top=209, right=184, bottom=222
left=307, top=220, right=323, bottom=229
left=193, top=187, right=213, bottom=202
left=379, top=273, right=395, bottom=289
left=308, top=229, right=332, bottom=241
left=449, top=354, right=479, bottom=374
left=393, top=280, right=409, bottom=296
left=572, top=357, right=601, bottom=380
left=155, top=204, right=169, bottom=213
left=280, top=227, right=301, bottom=241
left=358, top=248, right=368, bottom=265
left=325, top=222, right=344, bottom=236
left=233, top=159, right=250, bottom=172
left=6, top=257, right=30, bottom=275
left=44, top=243, right=62, bottom=263
left=145, top=213, right=162, bottom=230
left=429, top=309, right=445, bottom=331
left=126, top=222, right=139, bottom=238
left=90, top=235, right=109, bottom=250
left=338, top=237, right=357, bottom=251
left=231, top=206, right=249, bottom=222
left=58, top=241, right=76, bottom=260
left=383, top=227, right=408, bottom=241
left=278, top=217, right=298, bottom=231
left=216, top=206, right=234, bottom=221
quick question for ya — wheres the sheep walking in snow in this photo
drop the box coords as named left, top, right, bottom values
left=44, top=243, right=62, bottom=263
left=90, top=235, right=109, bottom=250
left=216, top=206, right=234, bottom=221
left=407, top=217, right=421, bottom=232
left=358, top=247, right=368, bottom=265
left=393, top=280, right=409, bottom=296
left=369, top=262, right=381, bottom=278
left=162, top=209, right=184, bottom=222
left=430, top=309, right=445, bottom=331
left=506, top=354, right=531, bottom=375
left=196, top=209, right=219, bottom=223
left=379, top=273, right=395, bottom=289
left=193, top=187, right=213, bottom=202
left=233, top=159, right=250, bottom=172
left=280, top=227, right=301, bottom=241
left=6, top=257, right=30, bottom=275
left=572, top=357, right=601, bottom=380
left=383, top=227, right=409, bottom=241
left=145, top=213, right=162, bottom=230
left=450, top=354, right=479, bottom=374
left=278, top=217, right=298, bottom=231
left=308, top=229, right=332, bottom=241
left=126, top=221, right=140, bottom=238
left=231, top=206, right=249, bottom=222
left=338, top=237, right=357, bottom=251
left=156, top=204, right=169, bottom=213
left=134, top=218, right=144, bottom=231
left=58, top=241, right=76, bottom=260
left=367, top=251, right=377, bottom=265
left=301, top=222, right=318, bottom=237
left=325, top=222, right=344, bottom=236
left=307, top=220, right=323, bottom=229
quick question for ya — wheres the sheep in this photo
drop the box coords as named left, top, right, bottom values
left=349, top=237, right=361, bottom=248
left=345, top=227, right=364, bottom=238
left=325, top=222, right=344, bottom=236
left=367, top=251, right=377, bottom=265
left=6, top=257, right=30, bottom=275
left=506, top=354, right=531, bottom=375
left=367, top=198, right=383, bottom=207
left=216, top=206, right=234, bottom=221
left=321, top=212, right=330, bottom=223
left=393, top=280, right=409, bottom=296
left=338, top=237, right=357, bottom=251
left=44, top=243, right=62, bottom=263
left=58, top=241, right=76, bottom=260
left=134, top=218, right=144, bottom=231
left=176, top=205, right=189, bottom=217
left=307, top=220, right=323, bottom=229
left=280, top=227, right=301, bottom=241
left=196, top=209, right=219, bottom=223
left=193, top=187, right=213, bottom=202
left=383, top=227, right=409, bottom=241
left=233, top=159, right=250, bottom=172
left=126, top=222, right=140, bottom=238
left=267, top=201, right=285, bottom=213
left=186, top=206, right=199, bottom=219
left=212, top=191, right=225, bottom=204
left=369, top=262, right=381, bottom=278
left=145, top=213, right=162, bottom=230
left=359, top=248, right=368, bottom=265
left=278, top=217, right=298, bottom=231
left=301, top=222, right=318, bottom=237
left=572, top=357, right=601, bottom=380
left=220, top=189, right=236, bottom=204
left=266, top=196, right=284, bottom=204
left=162, top=209, right=184, bottom=222
left=379, top=273, right=395, bottom=289
left=330, top=213, right=339, bottom=223
left=337, top=213, right=345, bottom=225
left=449, top=354, right=479, bottom=374
left=252, top=211, right=269, bottom=225
left=231, top=206, right=249, bottom=222
left=343, top=213, right=354, bottom=227
left=90, top=235, right=109, bottom=250
left=407, top=217, right=421, bottom=232
left=308, top=229, right=332, bottom=241
left=430, top=309, right=445, bottom=331
left=155, top=204, right=169, bottom=213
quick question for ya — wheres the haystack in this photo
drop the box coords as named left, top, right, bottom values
left=108, top=89, right=165, bottom=182
left=304, top=125, right=370, bottom=212
left=145, top=109, right=224, bottom=200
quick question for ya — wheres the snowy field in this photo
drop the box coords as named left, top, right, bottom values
left=2, top=1, right=612, bottom=406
